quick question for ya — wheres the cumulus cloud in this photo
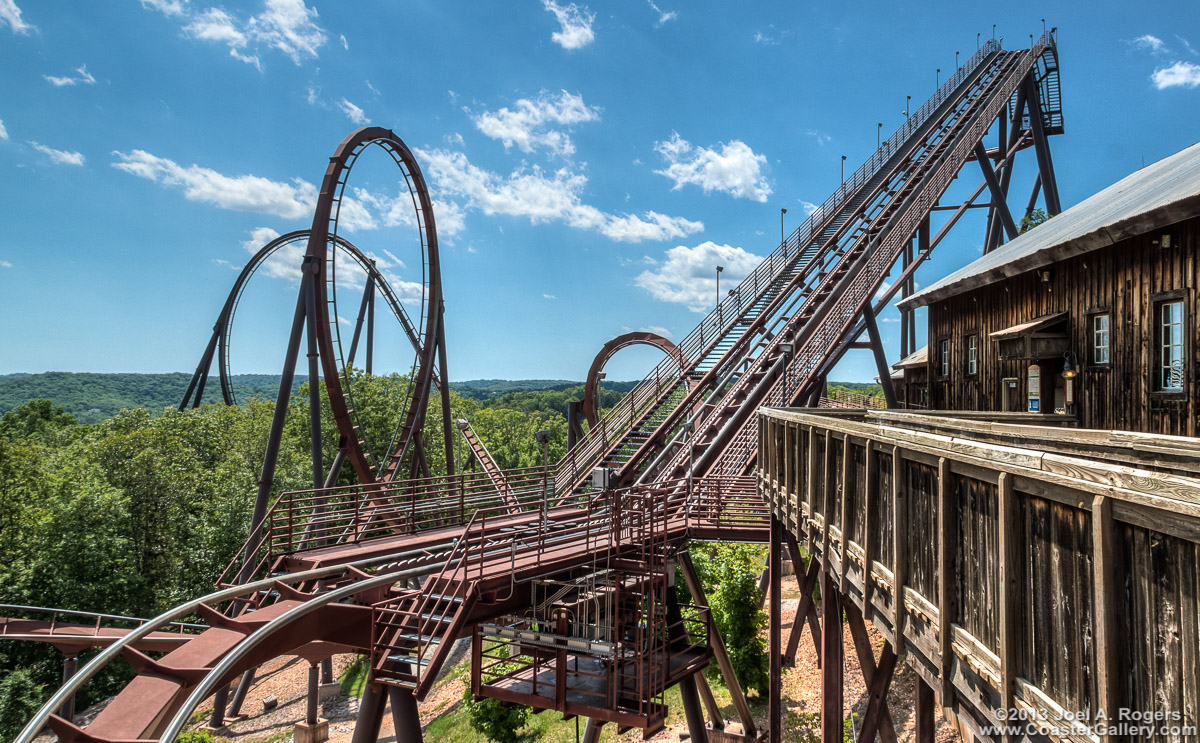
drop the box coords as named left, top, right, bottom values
left=471, top=90, right=600, bottom=157
left=640, top=325, right=672, bottom=337
left=654, top=132, right=771, bottom=202
left=0, top=0, right=33, bottom=34
left=417, top=147, right=702, bottom=243
left=799, top=200, right=818, bottom=215
left=636, top=241, right=763, bottom=312
left=1152, top=61, right=1200, bottom=89
left=112, top=149, right=317, bottom=218
left=0, top=260, right=12, bottom=268
left=339, top=97, right=369, bottom=124
left=44, top=64, right=96, bottom=87
left=0, top=119, right=8, bottom=141
left=30, top=142, right=85, bottom=166
left=171, top=0, right=327, bottom=68
left=543, top=0, right=594, bottom=50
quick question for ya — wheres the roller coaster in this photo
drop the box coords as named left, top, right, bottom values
left=10, top=30, right=1063, bottom=743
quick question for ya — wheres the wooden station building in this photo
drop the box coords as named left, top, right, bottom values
left=896, top=141, right=1200, bottom=435
left=757, top=143, right=1200, bottom=743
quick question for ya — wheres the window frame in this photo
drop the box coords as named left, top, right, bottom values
left=966, top=334, right=978, bottom=377
left=1152, top=292, right=1188, bottom=394
left=1090, top=311, right=1111, bottom=368
left=938, top=338, right=950, bottom=379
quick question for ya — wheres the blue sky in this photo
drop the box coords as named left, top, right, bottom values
left=2, top=0, right=1198, bottom=384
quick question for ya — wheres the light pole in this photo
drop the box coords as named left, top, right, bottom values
left=956, top=51, right=960, bottom=68
left=715, top=265, right=724, bottom=310
left=780, top=208, right=787, bottom=247
left=1042, top=18, right=1046, bottom=37
left=992, top=24, right=996, bottom=41
left=906, top=95, right=911, bottom=118
left=877, top=122, right=882, bottom=148
left=977, top=32, right=980, bottom=50
left=936, top=68, right=940, bottom=87
left=840, top=155, right=847, bottom=184
left=535, top=429, right=550, bottom=514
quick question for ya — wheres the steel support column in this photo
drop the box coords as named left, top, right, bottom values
left=307, top=662, right=320, bottom=726
left=1025, top=77, right=1062, bottom=215
left=388, top=687, right=422, bottom=743
left=228, top=669, right=256, bottom=717
left=581, top=719, right=604, bottom=743
left=351, top=683, right=387, bottom=743
left=305, top=265, right=324, bottom=491
left=974, top=141, right=1018, bottom=240
left=59, top=655, right=77, bottom=721
left=862, top=306, right=897, bottom=408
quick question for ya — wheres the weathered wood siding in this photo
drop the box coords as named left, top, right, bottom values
left=925, top=214, right=1200, bottom=436
left=760, top=409, right=1200, bottom=743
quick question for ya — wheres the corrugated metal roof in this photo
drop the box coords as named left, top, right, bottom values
left=989, top=312, right=1067, bottom=339
left=893, top=344, right=928, bottom=369
left=899, top=140, right=1200, bottom=310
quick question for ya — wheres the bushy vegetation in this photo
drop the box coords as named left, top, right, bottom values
left=0, top=373, right=609, bottom=733
left=682, top=543, right=769, bottom=696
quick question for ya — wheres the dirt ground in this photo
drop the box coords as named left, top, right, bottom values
left=175, top=593, right=960, bottom=743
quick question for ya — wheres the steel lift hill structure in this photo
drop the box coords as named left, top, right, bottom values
left=10, top=31, right=1064, bottom=743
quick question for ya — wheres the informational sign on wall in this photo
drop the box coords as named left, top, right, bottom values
left=1028, top=364, right=1041, bottom=413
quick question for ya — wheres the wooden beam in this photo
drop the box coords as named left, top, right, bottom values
left=915, top=677, right=935, bottom=743
left=892, top=447, right=909, bottom=644
left=936, top=457, right=954, bottom=703
left=840, top=434, right=852, bottom=585
left=845, top=603, right=898, bottom=743
left=862, top=440, right=878, bottom=612
left=820, top=566, right=844, bottom=743
left=769, top=517, right=783, bottom=743
left=678, top=551, right=758, bottom=739
left=785, top=544, right=822, bottom=666
left=1091, top=495, right=1118, bottom=743
left=997, top=473, right=1018, bottom=722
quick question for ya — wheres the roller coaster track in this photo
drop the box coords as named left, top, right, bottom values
left=12, top=35, right=1064, bottom=743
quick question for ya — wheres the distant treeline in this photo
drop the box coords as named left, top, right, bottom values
left=0, top=373, right=640, bottom=425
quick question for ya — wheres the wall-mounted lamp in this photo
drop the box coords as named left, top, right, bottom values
left=1062, top=351, right=1079, bottom=379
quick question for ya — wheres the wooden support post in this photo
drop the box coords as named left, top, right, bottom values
left=1091, top=495, right=1118, bottom=743
left=679, top=552, right=758, bottom=738
left=997, top=473, right=1018, bottom=725
left=845, top=603, right=898, bottom=743
left=806, top=426, right=818, bottom=546
left=936, top=457, right=954, bottom=704
left=820, top=566, right=843, bottom=743
left=769, top=517, right=783, bottom=743
left=862, top=441, right=878, bottom=615
left=839, top=435, right=852, bottom=585
left=891, top=447, right=908, bottom=644
left=915, top=677, right=935, bottom=743
left=822, top=433, right=835, bottom=581
left=785, top=542, right=822, bottom=666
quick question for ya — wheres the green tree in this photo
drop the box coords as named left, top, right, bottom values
left=463, top=688, right=530, bottom=743
left=684, top=544, right=769, bottom=695
left=1019, top=208, right=1050, bottom=234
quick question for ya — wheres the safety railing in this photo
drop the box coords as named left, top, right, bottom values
left=0, top=605, right=206, bottom=639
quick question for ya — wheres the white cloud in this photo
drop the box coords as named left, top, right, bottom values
left=30, top=141, right=84, bottom=166
left=654, top=132, right=771, bottom=202
left=0, top=260, right=12, bottom=268
left=417, top=147, right=702, bottom=243
left=112, top=149, right=316, bottom=218
left=0, top=119, right=8, bottom=141
left=799, top=200, right=818, bottom=215
left=179, top=0, right=327, bottom=67
left=1152, top=61, right=1200, bottom=89
left=306, top=85, right=320, bottom=105
left=640, top=325, right=672, bottom=337
left=141, top=0, right=189, bottom=16
left=802, top=128, right=832, bottom=146
left=543, top=293, right=557, bottom=300
left=365, top=80, right=380, bottom=97
left=646, top=1, right=676, bottom=26
left=339, top=33, right=348, bottom=50
left=471, top=90, right=600, bottom=157
left=1133, top=34, right=1166, bottom=53
left=0, top=0, right=33, bottom=34
left=338, top=98, right=369, bottom=125
left=44, top=64, right=96, bottom=87
left=242, top=226, right=301, bottom=282
left=636, top=241, right=763, bottom=312
left=543, top=0, right=594, bottom=50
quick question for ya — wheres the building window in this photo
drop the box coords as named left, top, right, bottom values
left=939, top=339, right=950, bottom=377
left=1092, top=313, right=1110, bottom=365
left=966, top=335, right=978, bottom=376
left=1158, top=300, right=1185, bottom=391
